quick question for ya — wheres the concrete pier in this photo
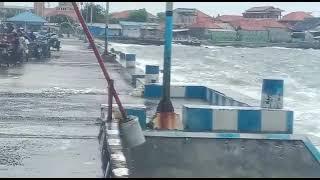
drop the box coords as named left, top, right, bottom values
left=123, top=132, right=320, bottom=178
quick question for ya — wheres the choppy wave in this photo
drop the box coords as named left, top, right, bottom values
left=0, top=87, right=107, bottom=98
left=42, top=87, right=107, bottom=95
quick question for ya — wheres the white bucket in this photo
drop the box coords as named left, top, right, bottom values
left=120, top=116, right=146, bottom=148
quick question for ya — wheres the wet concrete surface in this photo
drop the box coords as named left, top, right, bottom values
left=0, top=37, right=209, bottom=177
left=125, top=136, right=320, bottom=178
left=0, top=38, right=118, bottom=177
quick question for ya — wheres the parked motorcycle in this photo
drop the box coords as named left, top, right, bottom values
left=28, top=34, right=51, bottom=60
left=48, top=33, right=61, bottom=51
left=0, top=33, right=26, bottom=66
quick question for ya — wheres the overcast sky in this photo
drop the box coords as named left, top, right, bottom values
left=5, top=2, right=320, bottom=17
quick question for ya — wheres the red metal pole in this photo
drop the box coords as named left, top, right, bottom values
left=107, top=79, right=114, bottom=122
left=71, top=2, right=127, bottom=120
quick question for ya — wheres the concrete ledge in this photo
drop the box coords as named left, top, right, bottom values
left=101, top=104, right=147, bottom=129
left=142, top=130, right=319, bottom=163
left=144, top=84, right=249, bottom=107
left=182, top=105, right=293, bottom=134
left=113, top=51, right=145, bottom=87
left=123, top=130, right=320, bottom=178
left=132, top=74, right=145, bottom=87
left=99, top=122, right=128, bottom=178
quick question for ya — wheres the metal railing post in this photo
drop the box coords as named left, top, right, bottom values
left=107, top=79, right=114, bottom=122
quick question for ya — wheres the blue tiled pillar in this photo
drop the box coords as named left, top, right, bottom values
left=261, top=79, right=284, bottom=109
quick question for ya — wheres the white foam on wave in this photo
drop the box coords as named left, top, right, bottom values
left=135, top=58, right=161, bottom=73
left=201, top=45, right=221, bottom=49
left=41, top=87, right=107, bottom=95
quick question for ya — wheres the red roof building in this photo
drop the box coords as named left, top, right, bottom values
left=279, top=11, right=314, bottom=29
left=111, top=10, right=131, bottom=19
left=173, top=8, right=214, bottom=28
left=215, top=15, right=245, bottom=23
left=229, top=18, right=286, bottom=31
left=189, top=21, right=221, bottom=29
left=110, top=10, right=157, bottom=22
left=281, top=11, right=313, bottom=22
left=196, top=10, right=213, bottom=23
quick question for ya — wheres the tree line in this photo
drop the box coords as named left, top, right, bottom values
left=79, top=3, right=165, bottom=24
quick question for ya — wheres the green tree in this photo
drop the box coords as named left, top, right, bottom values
left=0, top=9, right=26, bottom=20
left=156, top=12, right=165, bottom=22
left=81, top=3, right=106, bottom=23
left=60, top=22, right=74, bottom=34
left=127, top=9, right=148, bottom=22
left=49, top=14, right=75, bottom=24
left=106, top=14, right=119, bottom=24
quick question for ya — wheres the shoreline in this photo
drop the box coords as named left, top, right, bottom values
left=94, top=36, right=320, bottom=50
left=201, top=40, right=320, bottom=49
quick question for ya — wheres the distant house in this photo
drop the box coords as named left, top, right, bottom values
left=209, top=22, right=237, bottom=42
left=243, top=6, right=284, bottom=19
left=108, top=24, right=122, bottom=37
left=172, top=29, right=190, bottom=41
left=215, top=15, right=244, bottom=23
left=291, top=17, right=320, bottom=42
left=279, top=12, right=313, bottom=29
left=119, top=21, right=141, bottom=38
left=173, top=8, right=197, bottom=28
left=229, top=19, right=291, bottom=42
left=173, top=8, right=213, bottom=28
left=110, top=10, right=158, bottom=23
left=119, top=21, right=159, bottom=38
left=88, top=23, right=122, bottom=38
left=188, top=21, right=221, bottom=39
left=215, top=22, right=235, bottom=31
left=140, top=23, right=162, bottom=39
left=209, top=29, right=237, bottom=42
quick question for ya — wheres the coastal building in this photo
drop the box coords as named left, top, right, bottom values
left=110, top=10, right=158, bottom=23
left=215, top=15, right=244, bottom=23
left=209, top=29, right=237, bottom=42
left=173, top=8, right=197, bottom=28
left=173, top=8, right=213, bottom=28
left=88, top=23, right=122, bottom=38
left=229, top=19, right=291, bottom=42
left=291, top=17, right=320, bottom=42
left=119, top=21, right=159, bottom=38
left=43, top=2, right=78, bottom=22
left=34, top=2, right=45, bottom=17
left=188, top=21, right=222, bottom=39
left=279, top=11, right=314, bottom=29
left=140, top=24, right=161, bottom=39
left=120, top=21, right=143, bottom=38
left=243, top=6, right=284, bottom=19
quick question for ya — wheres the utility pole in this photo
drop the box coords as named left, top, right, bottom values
left=104, top=2, right=109, bottom=55
left=80, top=2, right=83, bottom=39
left=155, top=2, right=177, bottom=130
left=47, top=2, right=51, bottom=35
left=85, top=2, right=88, bottom=23
left=90, top=2, right=93, bottom=24
left=80, top=2, right=83, bottom=17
